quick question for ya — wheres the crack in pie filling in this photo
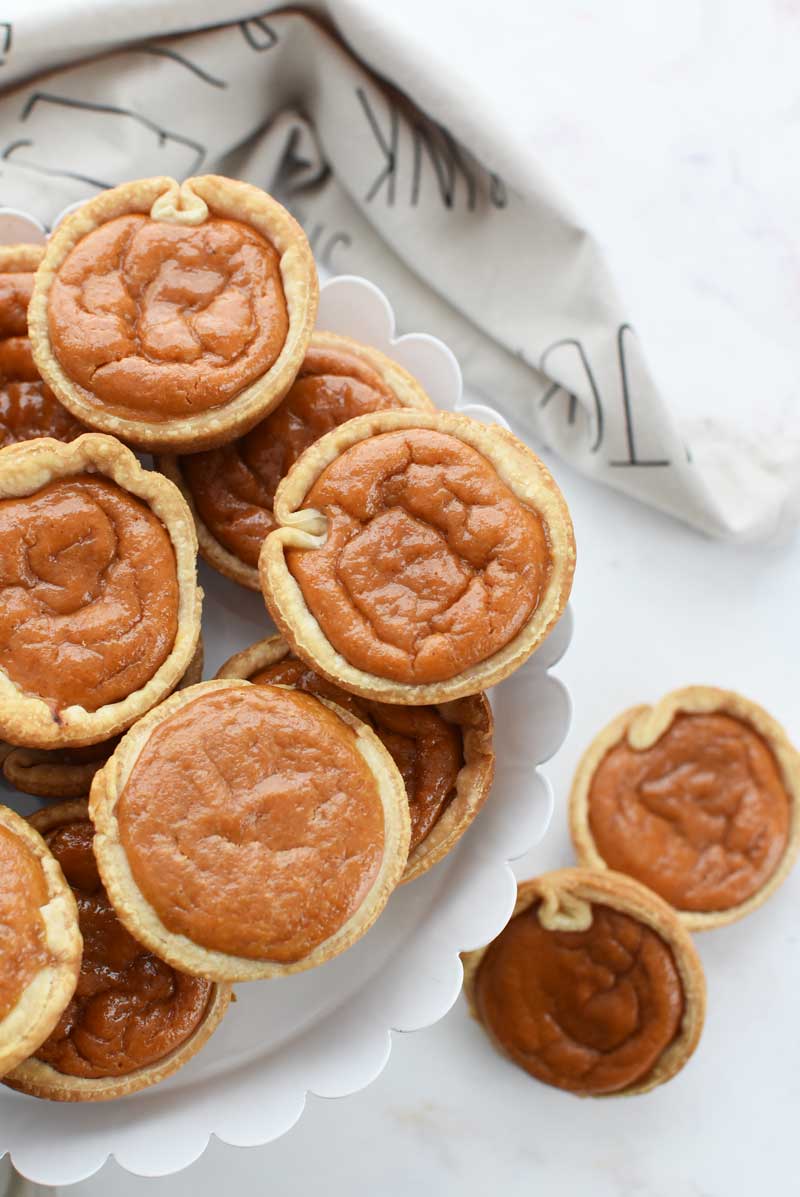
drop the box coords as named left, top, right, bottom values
left=90, top=680, right=410, bottom=981
left=0, top=804, right=82, bottom=1078
left=216, top=635, right=495, bottom=883
left=161, top=332, right=434, bottom=590
left=569, top=687, right=800, bottom=929
left=28, top=176, right=318, bottom=452
left=462, top=869, right=706, bottom=1097
left=0, top=434, right=201, bottom=750
left=261, top=410, right=575, bottom=703
left=4, top=802, right=229, bottom=1102
left=0, top=476, right=178, bottom=712
left=0, top=245, right=84, bottom=447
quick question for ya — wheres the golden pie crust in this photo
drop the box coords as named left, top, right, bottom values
left=0, top=804, right=82, bottom=1077
left=569, top=686, right=800, bottom=930
left=0, top=433, right=201, bottom=750
left=462, top=867, right=706, bottom=1097
left=0, top=244, right=44, bottom=276
left=4, top=800, right=231, bottom=1102
left=29, top=175, right=318, bottom=453
left=216, top=634, right=495, bottom=883
left=0, top=636, right=204, bottom=800
left=259, top=409, right=575, bottom=703
left=89, top=679, right=411, bottom=981
left=157, top=331, right=436, bottom=591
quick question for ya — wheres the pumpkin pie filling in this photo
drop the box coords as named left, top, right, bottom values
left=0, top=261, right=83, bottom=447
left=116, top=686, right=386, bottom=963
left=0, top=823, right=51, bottom=1023
left=181, top=345, right=400, bottom=567
left=47, top=214, right=289, bottom=422
left=34, top=818, right=211, bottom=1080
left=0, top=475, right=178, bottom=712
left=587, top=712, right=790, bottom=913
left=473, top=900, right=684, bottom=1096
left=287, top=428, right=552, bottom=685
left=251, top=655, right=463, bottom=851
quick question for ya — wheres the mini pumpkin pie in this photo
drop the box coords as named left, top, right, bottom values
left=217, top=634, right=494, bottom=882
left=260, top=410, right=575, bottom=703
left=0, top=245, right=85, bottom=447
left=4, top=801, right=230, bottom=1101
left=0, top=637, right=204, bottom=800
left=29, top=175, right=318, bottom=452
left=0, top=433, right=201, bottom=750
left=569, top=687, right=800, bottom=930
left=159, top=332, right=435, bottom=590
left=462, top=868, right=705, bottom=1097
left=90, top=679, right=410, bottom=981
left=0, top=803, right=82, bottom=1077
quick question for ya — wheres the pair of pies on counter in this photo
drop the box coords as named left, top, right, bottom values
left=0, top=175, right=577, bottom=1102
left=466, top=688, right=800, bottom=1097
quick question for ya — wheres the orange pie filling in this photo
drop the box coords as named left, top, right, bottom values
left=474, top=901, right=684, bottom=1096
left=116, top=686, right=386, bottom=963
left=287, top=429, right=552, bottom=685
left=47, top=215, right=289, bottom=421
left=182, top=345, right=401, bottom=567
left=587, top=713, right=790, bottom=912
left=35, top=818, right=211, bottom=1079
left=0, top=264, right=83, bottom=447
left=251, top=655, right=463, bottom=852
left=0, top=475, right=179, bottom=712
left=0, top=823, right=52, bottom=1022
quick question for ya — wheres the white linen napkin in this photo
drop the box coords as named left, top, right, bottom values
left=0, top=1, right=795, bottom=541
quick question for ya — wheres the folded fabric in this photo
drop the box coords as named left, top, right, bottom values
left=0, top=2, right=794, bottom=540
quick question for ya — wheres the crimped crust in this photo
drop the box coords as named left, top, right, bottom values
left=569, top=686, right=800, bottom=930
left=0, top=637, right=205, bottom=800
left=216, top=634, right=495, bottom=883
left=259, top=409, right=575, bottom=704
left=89, top=679, right=411, bottom=982
left=28, top=176, right=318, bottom=453
left=0, top=804, right=82, bottom=1077
left=0, top=433, right=201, bottom=749
left=462, top=867, right=706, bottom=1097
left=0, top=244, right=45, bottom=273
left=158, top=330, right=436, bottom=591
left=3, top=800, right=231, bottom=1102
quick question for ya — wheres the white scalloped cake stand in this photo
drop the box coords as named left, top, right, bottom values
left=0, top=252, right=572, bottom=1185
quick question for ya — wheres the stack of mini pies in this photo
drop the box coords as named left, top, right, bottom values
left=0, top=176, right=576, bottom=1100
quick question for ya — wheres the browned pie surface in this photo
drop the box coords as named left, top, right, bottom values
left=117, top=686, right=386, bottom=963
left=47, top=215, right=288, bottom=420
left=287, top=429, right=551, bottom=685
left=0, top=823, right=50, bottom=1022
left=35, top=818, right=211, bottom=1079
left=0, top=475, right=178, bottom=711
left=0, top=262, right=83, bottom=446
left=474, top=901, right=684, bottom=1095
left=251, top=655, right=462, bottom=851
left=587, top=713, right=790, bottom=912
left=182, top=344, right=401, bottom=567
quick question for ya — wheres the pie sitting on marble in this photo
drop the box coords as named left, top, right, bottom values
left=0, top=244, right=84, bottom=447
left=0, top=433, right=201, bottom=750
left=260, top=410, right=575, bottom=704
left=0, top=637, right=204, bottom=800
left=28, top=175, right=318, bottom=453
left=90, top=680, right=410, bottom=981
left=462, top=868, right=706, bottom=1096
left=569, top=686, right=800, bottom=929
left=217, top=634, right=494, bottom=883
left=159, top=331, right=435, bottom=590
left=4, top=801, right=230, bottom=1102
left=0, top=803, right=82, bottom=1078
